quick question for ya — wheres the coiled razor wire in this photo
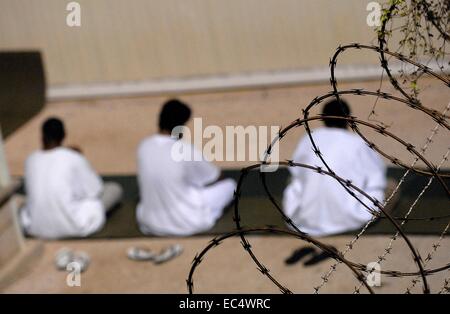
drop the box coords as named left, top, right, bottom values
left=186, top=56, right=449, bottom=295
left=187, top=1, right=449, bottom=294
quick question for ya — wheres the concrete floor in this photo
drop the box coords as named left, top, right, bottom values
left=2, top=235, right=449, bottom=294
left=2, top=79, right=449, bottom=293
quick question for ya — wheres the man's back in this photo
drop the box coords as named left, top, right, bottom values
left=283, top=127, right=386, bottom=236
left=22, top=147, right=104, bottom=239
left=137, top=134, right=220, bottom=236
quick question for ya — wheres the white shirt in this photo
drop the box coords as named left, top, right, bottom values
left=136, top=134, right=220, bottom=236
left=283, top=127, right=386, bottom=236
left=21, top=147, right=105, bottom=239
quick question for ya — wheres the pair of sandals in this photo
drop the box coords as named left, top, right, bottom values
left=55, top=248, right=90, bottom=272
left=285, top=246, right=336, bottom=266
left=55, top=244, right=183, bottom=271
left=127, top=244, right=183, bottom=264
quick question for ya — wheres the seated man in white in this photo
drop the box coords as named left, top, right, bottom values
left=20, top=118, right=123, bottom=239
left=136, top=99, right=236, bottom=236
left=283, top=99, right=387, bottom=265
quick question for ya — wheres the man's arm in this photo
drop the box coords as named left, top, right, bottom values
left=360, top=145, right=387, bottom=207
left=185, top=144, right=220, bottom=188
left=75, top=155, right=103, bottom=199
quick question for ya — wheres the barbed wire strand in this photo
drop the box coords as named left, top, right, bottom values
left=187, top=162, right=449, bottom=294
left=187, top=1, right=449, bottom=293
left=315, top=100, right=450, bottom=294
left=353, top=147, right=450, bottom=294
left=406, top=219, right=449, bottom=293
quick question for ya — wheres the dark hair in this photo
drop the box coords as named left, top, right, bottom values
left=321, top=99, right=351, bottom=129
left=158, top=99, right=192, bottom=132
left=42, top=117, right=65, bottom=144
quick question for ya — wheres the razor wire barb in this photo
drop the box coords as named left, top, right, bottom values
left=187, top=0, right=449, bottom=294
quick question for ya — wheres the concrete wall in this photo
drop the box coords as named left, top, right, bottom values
left=0, top=0, right=380, bottom=87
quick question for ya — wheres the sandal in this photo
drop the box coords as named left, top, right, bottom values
left=127, top=247, right=157, bottom=261
left=153, top=244, right=183, bottom=264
